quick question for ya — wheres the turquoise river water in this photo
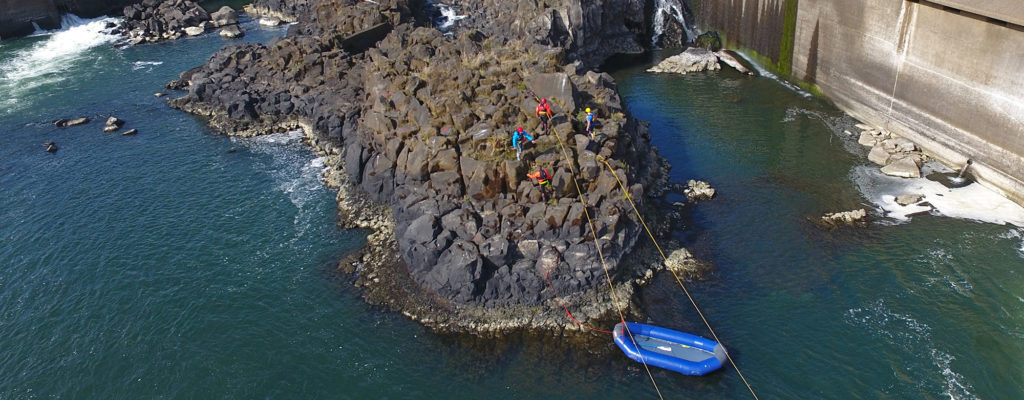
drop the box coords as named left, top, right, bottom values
left=1, top=16, right=1021, bottom=400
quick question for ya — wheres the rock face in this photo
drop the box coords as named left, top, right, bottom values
left=647, top=47, right=721, bottom=74
left=167, top=0, right=680, bottom=333
left=121, top=0, right=211, bottom=44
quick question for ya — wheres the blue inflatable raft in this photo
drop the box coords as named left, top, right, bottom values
left=613, top=322, right=727, bottom=376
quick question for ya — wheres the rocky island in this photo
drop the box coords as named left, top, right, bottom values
left=164, top=0, right=700, bottom=334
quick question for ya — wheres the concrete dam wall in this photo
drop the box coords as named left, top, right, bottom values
left=692, top=0, right=1024, bottom=205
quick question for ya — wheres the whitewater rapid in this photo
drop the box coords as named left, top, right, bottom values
left=0, top=15, right=122, bottom=115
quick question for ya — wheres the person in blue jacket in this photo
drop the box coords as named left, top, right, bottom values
left=512, top=126, right=534, bottom=161
left=585, top=107, right=596, bottom=137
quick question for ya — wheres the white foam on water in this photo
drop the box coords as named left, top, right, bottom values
left=918, top=247, right=974, bottom=297
left=846, top=299, right=978, bottom=399
left=652, top=0, right=697, bottom=45
left=733, top=51, right=813, bottom=98
left=131, top=61, right=163, bottom=71
left=0, top=14, right=122, bottom=114
left=852, top=162, right=1024, bottom=227
left=434, top=3, right=466, bottom=31
left=1000, top=228, right=1024, bottom=258
left=932, top=349, right=979, bottom=400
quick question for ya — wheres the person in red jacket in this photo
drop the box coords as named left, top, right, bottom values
left=535, top=98, right=553, bottom=133
left=527, top=168, right=553, bottom=201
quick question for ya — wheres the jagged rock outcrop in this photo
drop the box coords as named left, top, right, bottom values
left=121, top=0, right=211, bottom=44
left=168, top=0, right=686, bottom=333
left=819, top=209, right=868, bottom=228
left=648, top=47, right=720, bottom=74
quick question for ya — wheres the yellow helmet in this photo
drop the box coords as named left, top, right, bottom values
left=585, top=108, right=591, bottom=113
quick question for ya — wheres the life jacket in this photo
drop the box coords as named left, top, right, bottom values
left=529, top=169, right=551, bottom=185
left=536, top=103, right=551, bottom=116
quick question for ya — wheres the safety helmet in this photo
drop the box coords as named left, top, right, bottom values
left=541, top=98, right=547, bottom=103
left=517, top=126, right=523, bottom=132
left=585, top=108, right=591, bottom=113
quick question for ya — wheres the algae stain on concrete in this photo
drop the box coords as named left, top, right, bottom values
left=778, top=0, right=799, bottom=76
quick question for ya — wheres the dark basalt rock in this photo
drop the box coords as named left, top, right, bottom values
left=121, top=0, right=212, bottom=44
left=167, top=0, right=692, bottom=333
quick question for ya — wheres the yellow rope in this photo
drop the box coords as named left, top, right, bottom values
left=597, top=157, right=760, bottom=400
left=547, top=125, right=664, bottom=400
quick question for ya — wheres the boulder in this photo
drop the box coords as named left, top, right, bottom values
left=184, top=26, right=205, bottom=36
left=259, top=17, right=282, bottom=27
left=715, top=50, right=756, bottom=75
left=60, top=117, right=89, bottom=127
left=42, top=141, right=58, bottom=153
left=896, top=194, right=924, bottom=206
left=683, top=179, right=715, bottom=202
left=122, top=128, right=138, bottom=136
left=880, top=156, right=921, bottom=178
left=867, top=144, right=890, bottom=165
left=858, top=131, right=877, bottom=146
left=105, top=116, right=124, bottom=127
left=220, top=25, right=244, bottom=38
left=647, top=48, right=720, bottom=74
left=820, top=209, right=867, bottom=227
left=211, top=6, right=238, bottom=27
left=528, top=72, right=575, bottom=115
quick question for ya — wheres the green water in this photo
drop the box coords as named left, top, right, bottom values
left=1, top=18, right=1021, bottom=399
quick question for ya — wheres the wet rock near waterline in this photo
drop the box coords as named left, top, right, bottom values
left=219, top=25, right=244, bottom=38
left=715, top=50, right=757, bottom=76
left=855, top=123, right=927, bottom=179
left=896, top=194, right=924, bottom=206
left=55, top=117, right=90, bottom=128
left=683, top=179, right=716, bottom=202
left=122, top=128, right=138, bottom=136
left=648, top=47, right=720, bottom=74
left=121, top=0, right=212, bottom=45
left=693, top=31, right=722, bottom=52
left=103, top=116, right=125, bottom=132
left=818, top=209, right=868, bottom=228
left=43, top=141, right=58, bottom=153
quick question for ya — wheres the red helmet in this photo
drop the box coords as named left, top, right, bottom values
left=541, top=98, right=547, bottom=104
left=517, top=126, right=523, bottom=132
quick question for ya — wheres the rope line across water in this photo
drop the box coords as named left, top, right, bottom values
left=596, top=157, right=760, bottom=400
left=545, top=122, right=665, bottom=400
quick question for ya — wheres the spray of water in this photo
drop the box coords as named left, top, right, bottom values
left=651, top=0, right=697, bottom=47
left=0, top=15, right=123, bottom=115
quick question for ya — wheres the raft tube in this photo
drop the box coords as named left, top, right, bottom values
left=613, top=322, right=727, bottom=376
